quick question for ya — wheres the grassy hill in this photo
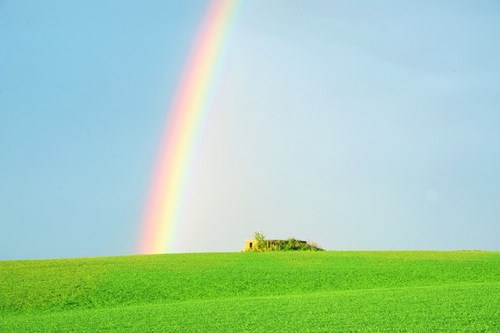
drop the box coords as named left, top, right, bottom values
left=1, top=251, right=499, bottom=332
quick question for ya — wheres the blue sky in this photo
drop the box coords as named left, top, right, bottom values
left=1, top=0, right=499, bottom=259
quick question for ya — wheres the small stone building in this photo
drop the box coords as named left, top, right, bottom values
left=243, top=240, right=258, bottom=251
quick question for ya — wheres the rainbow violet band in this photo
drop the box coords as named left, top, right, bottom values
left=139, top=0, right=239, bottom=254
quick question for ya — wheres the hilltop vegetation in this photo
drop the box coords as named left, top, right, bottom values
left=1, top=251, right=499, bottom=332
left=246, top=232, right=323, bottom=252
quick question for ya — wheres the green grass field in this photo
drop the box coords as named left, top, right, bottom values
left=1, top=251, right=499, bottom=332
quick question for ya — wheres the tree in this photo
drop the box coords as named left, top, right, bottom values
left=254, top=231, right=266, bottom=251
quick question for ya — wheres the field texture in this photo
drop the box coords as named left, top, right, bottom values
left=1, top=251, right=499, bottom=332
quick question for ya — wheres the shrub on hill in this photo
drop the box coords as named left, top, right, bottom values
left=250, top=232, right=323, bottom=252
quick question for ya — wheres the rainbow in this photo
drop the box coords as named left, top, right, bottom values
left=139, top=0, right=239, bottom=254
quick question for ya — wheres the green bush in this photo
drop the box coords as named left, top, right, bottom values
left=249, top=232, right=323, bottom=252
